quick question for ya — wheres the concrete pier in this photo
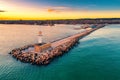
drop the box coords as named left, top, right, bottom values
left=9, top=24, right=105, bottom=65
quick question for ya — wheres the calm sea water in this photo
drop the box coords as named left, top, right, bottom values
left=0, top=24, right=120, bottom=80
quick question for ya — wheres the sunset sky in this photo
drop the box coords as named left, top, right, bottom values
left=0, top=0, right=120, bottom=20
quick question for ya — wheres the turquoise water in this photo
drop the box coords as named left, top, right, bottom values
left=0, top=25, right=120, bottom=80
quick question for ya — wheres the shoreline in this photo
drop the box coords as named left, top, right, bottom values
left=9, top=24, right=105, bottom=65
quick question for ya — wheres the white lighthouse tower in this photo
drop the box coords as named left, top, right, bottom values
left=38, top=31, right=42, bottom=44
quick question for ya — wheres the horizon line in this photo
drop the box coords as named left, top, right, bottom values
left=0, top=18, right=120, bottom=21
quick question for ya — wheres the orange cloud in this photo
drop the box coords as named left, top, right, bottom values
left=47, top=6, right=71, bottom=13
left=47, top=6, right=89, bottom=13
left=47, top=9, right=56, bottom=12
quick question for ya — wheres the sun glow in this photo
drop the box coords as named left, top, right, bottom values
left=0, top=1, right=120, bottom=20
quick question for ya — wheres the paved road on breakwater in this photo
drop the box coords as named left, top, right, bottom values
left=51, top=29, right=93, bottom=48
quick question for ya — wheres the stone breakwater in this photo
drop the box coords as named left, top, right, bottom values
left=9, top=38, right=79, bottom=65
left=9, top=25, right=105, bottom=65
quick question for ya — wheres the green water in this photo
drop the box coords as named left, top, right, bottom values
left=0, top=25, right=120, bottom=80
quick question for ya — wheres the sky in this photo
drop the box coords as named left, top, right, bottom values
left=0, top=0, right=120, bottom=20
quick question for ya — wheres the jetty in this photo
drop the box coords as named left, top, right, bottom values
left=9, top=24, right=105, bottom=65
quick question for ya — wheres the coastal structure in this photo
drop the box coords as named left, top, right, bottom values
left=9, top=24, right=105, bottom=65
left=34, top=43, right=52, bottom=53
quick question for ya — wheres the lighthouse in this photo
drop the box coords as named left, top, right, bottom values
left=38, top=31, right=42, bottom=44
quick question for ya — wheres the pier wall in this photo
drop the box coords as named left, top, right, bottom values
left=9, top=25, right=105, bottom=65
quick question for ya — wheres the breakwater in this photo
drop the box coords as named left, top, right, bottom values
left=9, top=24, right=105, bottom=65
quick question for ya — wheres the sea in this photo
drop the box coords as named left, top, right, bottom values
left=0, top=24, right=120, bottom=80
